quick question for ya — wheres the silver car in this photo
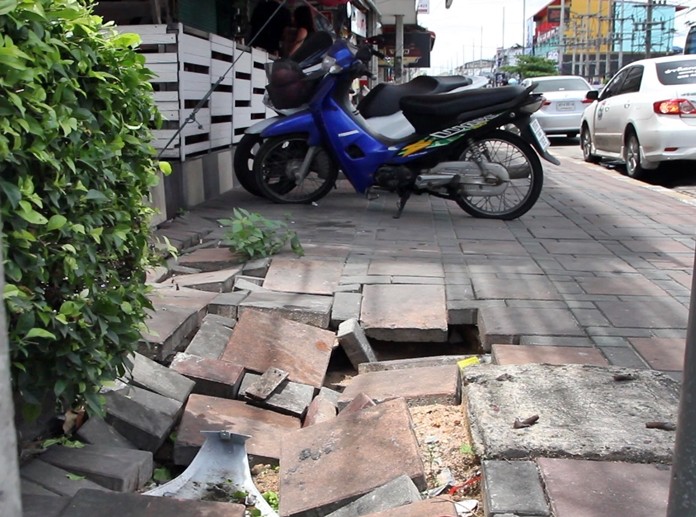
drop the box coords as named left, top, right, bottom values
left=580, top=55, right=696, bottom=178
left=522, top=75, right=593, bottom=138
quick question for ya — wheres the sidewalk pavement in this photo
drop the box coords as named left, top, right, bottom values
left=154, top=157, right=695, bottom=516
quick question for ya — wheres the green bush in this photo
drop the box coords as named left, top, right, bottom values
left=0, top=0, right=162, bottom=416
left=219, top=208, right=304, bottom=260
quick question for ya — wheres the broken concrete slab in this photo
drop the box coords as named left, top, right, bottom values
left=357, top=355, right=472, bottom=374
left=176, top=247, right=244, bottom=272
left=338, top=365, right=461, bottom=408
left=148, top=285, right=218, bottom=316
left=222, top=310, right=334, bottom=388
left=103, top=383, right=181, bottom=452
left=303, top=394, right=337, bottom=427
left=57, top=488, right=246, bottom=516
left=367, top=259, right=444, bottom=278
left=463, top=364, right=679, bottom=463
left=242, top=257, right=271, bottom=277
left=235, top=274, right=264, bottom=287
left=325, top=474, right=421, bottom=517
left=244, top=367, right=289, bottom=400
left=21, top=478, right=60, bottom=497
left=279, top=398, right=426, bottom=517
left=21, top=459, right=112, bottom=497
left=238, top=290, right=333, bottom=328
left=139, top=304, right=199, bottom=362
left=234, top=277, right=268, bottom=292
left=123, top=352, right=195, bottom=403
left=168, top=267, right=242, bottom=293
left=145, top=265, right=169, bottom=283
left=263, top=257, right=343, bottom=295
left=331, top=292, right=362, bottom=329
left=23, top=494, right=70, bottom=517
left=170, top=352, right=245, bottom=399
left=492, top=344, right=609, bottom=366
left=336, top=318, right=377, bottom=370
left=338, top=393, right=376, bottom=418
left=360, top=499, right=458, bottom=517
left=184, top=315, right=236, bottom=359
left=38, top=445, right=152, bottom=492
left=482, top=460, right=550, bottom=516
left=360, top=284, right=448, bottom=342
left=75, top=417, right=136, bottom=450
left=174, top=394, right=301, bottom=466
left=239, top=372, right=314, bottom=418
left=207, top=291, right=249, bottom=319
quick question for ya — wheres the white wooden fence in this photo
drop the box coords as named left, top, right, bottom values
left=119, top=24, right=273, bottom=161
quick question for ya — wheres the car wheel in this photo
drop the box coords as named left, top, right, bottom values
left=624, top=131, right=645, bottom=179
left=580, top=126, right=600, bottom=163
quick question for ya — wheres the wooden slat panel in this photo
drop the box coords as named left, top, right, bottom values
left=147, top=63, right=178, bottom=83
left=119, top=24, right=172, bottom=35
left=145, top=53, right=178, bottom=65
left=211, top=61, right=234, bottom=84
left=154, top=91, right=179, bottom=102
left=232, top=107, right=252, bottom=131
left=211, top=92, right=233, bottom=116
left=179, top=34, right=211, bottom=67
left=180, top=110, right=211, bottom=136
left=211, top=34, right=235, bottom=54
left=234, top=47, right=252, bottom=69
left=158, top=109, right=180, bottom=122
left=233, top=76, right=251, bottom=101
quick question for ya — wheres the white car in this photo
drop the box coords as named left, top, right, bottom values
left=580, top=55, right=696, bottom=178
left=522, top=75, right=593, bottom=138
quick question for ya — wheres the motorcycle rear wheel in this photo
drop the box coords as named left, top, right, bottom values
left=233, top=133, right=264, bottom=196
left=453, top=130, right=543, bottom=220
left=254, top=135, right=338, bottom=204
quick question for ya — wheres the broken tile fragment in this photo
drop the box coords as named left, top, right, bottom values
left=244, top=367, right=289, bottom=400
left=170, top=352, right=245, bottom=399
left=263, top=257, right=342, bottom=295
left=238, top=291, right=333, bottom=328
left=337, top=318, right=377, bottom=369
left=176, top=247, right=244, bottom=272
left=222, top=310, right=334, bottom=388
left=239, top=372, right=314, bottom=418
left=168, top=268, right=242, bottom=293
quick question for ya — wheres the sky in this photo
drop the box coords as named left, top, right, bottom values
left=416, top=0, right=696, bottom=74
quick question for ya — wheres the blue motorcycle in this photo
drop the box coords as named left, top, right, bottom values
left=252, top=39, right=559, bottom=219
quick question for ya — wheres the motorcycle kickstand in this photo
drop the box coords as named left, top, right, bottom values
left=393, top=191, right=411, bottom=219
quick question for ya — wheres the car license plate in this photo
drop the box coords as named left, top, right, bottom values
left=529, top=119, right=550, bottom=152
left=556, top=101, right=575, bottom=111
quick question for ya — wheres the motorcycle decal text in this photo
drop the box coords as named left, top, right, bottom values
left=398, top=114, right=500, bottom=157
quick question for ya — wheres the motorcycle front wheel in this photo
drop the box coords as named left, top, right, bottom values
left=453, top=130, right=543, bottom=220
left=233, top=133, right=264, bottom=196
left=254, top=135, right=338, bottom=204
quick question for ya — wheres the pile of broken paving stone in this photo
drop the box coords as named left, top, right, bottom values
left=21, top=245, right=476, bottom=517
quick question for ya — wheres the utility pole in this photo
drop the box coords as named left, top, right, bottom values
left=646, top=0, right=654, bottom=57
left=559, top=0, right=566, bottom=73
left=666, top=255, right=696, bottom=516
left=596, top=0, right=603, bottom=81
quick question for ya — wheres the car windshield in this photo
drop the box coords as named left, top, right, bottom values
left=656, top=60, right=696, bottom=85
left=531, top=78, right=589, bottom=93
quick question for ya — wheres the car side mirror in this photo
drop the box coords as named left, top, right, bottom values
left=585, top=90, right=599, bottom=101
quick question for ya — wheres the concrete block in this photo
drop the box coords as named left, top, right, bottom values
left=168, top=267, right=242, bottom=293
left=238, top=291, right=334, bottom=328
left=207, top=291, right=249, bottom=319
left=303, top=394, right=337, bottom=427
left=22, top=494, right=70, bottom=517
left=244, top=367, right=289, bottom=400
left=338, top=393, right=376, bottom=417
left=263, top=257, right=342, bottom=295
left=176, top=247, right=245, bottom=272
left=331, top=293, right=362, bottom=328
left=145, top=265, right=169, bottom=283
left=222, top=310, right=334, bottom=388
left=361, top=499, right=458, bottom=517
left=337, top=318, right=377, bottom=369
left=325, top=474, right=422, bottom=517
left=139, top=304, right=199, bottom=361
left=75, top=417, right=136, bottom=449
left=170, top=352, right=245, bottom=399
left=482, top=460, right=549, bottom=516
left=38, top=445, right=153, bottom=492
left=279, top=398, right=425, bottom=517
left=57, top=488, right=246, bottom=516
left=463, top=364, right=679, bottom=462
left=123, top=352, right=194, bottom=403
left=184, top=317, right=235, bottom=359
left=21, top=459, right=111, bottom=496
left=239, top=373, right=315, bottom=418
left=103, top=384, right=181, bottom=452
left=174, top=394, right=300, bottom=466
left=234, top=277, right=268, bottom=292
left=21, top=478, right=59, bottom=496
left=338, top=365, right=461, bottom=408
left=361, top=284, right=448, bottom=342
left=242, top=257, right=271, bottom=277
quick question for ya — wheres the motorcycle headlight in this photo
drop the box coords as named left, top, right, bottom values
left=321, top=54, right=342, bottom=74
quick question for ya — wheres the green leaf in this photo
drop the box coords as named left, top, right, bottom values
left=26, top=328, right=57, bottom=340
left=153, top=467, right=172, bottom=483
left=158, top=161, right=172, bottom=175
left=0, top=0, right=18, bottom=16
left=85, top=190, right=109, bottom=202
left=46, top=214, right=68, bottom=231
left=17, top=205, right=48, bottom=225
left=66, top=473, right=86, bottom=481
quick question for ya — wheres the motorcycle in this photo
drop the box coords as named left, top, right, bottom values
left=251, top=40, right=559, bottom=219
left=234, top=32, right=475, bottom=196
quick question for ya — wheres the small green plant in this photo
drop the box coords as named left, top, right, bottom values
left=41, top=436, right=85, bottom=449
left=152, top=466, right=172, bottom=483
left=459, top=443, right=474, bottom=456
left=219, top=208, right=303, bottom=259
left=263, top=491, right=280, bottom=511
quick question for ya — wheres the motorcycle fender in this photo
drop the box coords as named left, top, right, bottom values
left=245, top=116, right=282, bottom=135
left=260, top=111, right=322, bottom=145
left=517, top=120, right=561, bottom=166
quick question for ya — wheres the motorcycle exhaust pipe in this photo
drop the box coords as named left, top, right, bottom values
left=414, top=174, right=458, bottom=189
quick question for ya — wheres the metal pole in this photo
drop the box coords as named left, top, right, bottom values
left=559, top=0, right=566, bottom=72
left=394, top=14, right=404, bottom=84
left=0, top=229, right=22, bottom=517
left=596, top=0, right=603, bottom=80
left=666, top=254, right=696, bottom=516
left=646, top=0, right=654, bottom=58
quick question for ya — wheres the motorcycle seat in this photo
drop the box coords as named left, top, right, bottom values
left=399, top=85, right=528, bottom=134
left=358, top=75, right=472, bottom=118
